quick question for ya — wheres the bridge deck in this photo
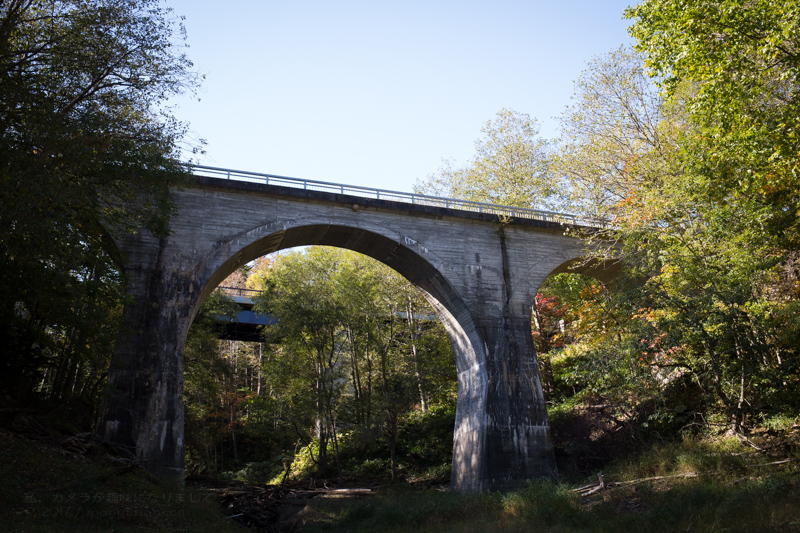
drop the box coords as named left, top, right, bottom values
left=190, top=165, right=609, bottom=230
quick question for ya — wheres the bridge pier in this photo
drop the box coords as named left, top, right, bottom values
left=475, top=311, right=557, bottom=491
left=98, top=231, right=188, bottom=480
left=447, top=227, right=557, bottom=491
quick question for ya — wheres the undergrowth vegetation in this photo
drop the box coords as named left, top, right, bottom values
left=4, top=409, right=798, bottom=533
left=0, top=424, right=239, bottom=533
left=217, top=401, right=456, bottom=486
left=296, top=436, right=800, bottom=533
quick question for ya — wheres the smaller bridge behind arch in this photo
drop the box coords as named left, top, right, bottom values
left=211, top=286, right=275, bottom=342
left=212, top=283, right=441, bottom=342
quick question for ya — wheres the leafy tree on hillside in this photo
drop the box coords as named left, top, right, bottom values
left=618, top=0, right=800, bottom=433
left=627, top=0, right=800, bottom=250
left=415, top=108, right=562, bottom=210
left=555, top=46, right=683, bottom=220
left=541, top=2, right=800, bottom=436
left=0, top=0, right=200, bottom=402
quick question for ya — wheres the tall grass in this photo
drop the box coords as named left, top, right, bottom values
left=304, top=437, right=800, bottom=533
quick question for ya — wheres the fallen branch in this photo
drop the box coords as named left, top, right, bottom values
left=573, top=471, right=698, bottom=495
left=736, top=433, right=765, bottom=452
left=613, top=471, right=699, bottom=487
left=573, top=482, right=598, bottom=493
left=745, top=458, right=800, bottom=468
left=574, top=473, right=605, bottom=495
left=573, top=456, right=800, bottom=496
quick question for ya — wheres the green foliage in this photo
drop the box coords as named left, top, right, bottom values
left=282, top=438, right=324, bottom=481
left=601, top=0, right=800, bottom=433
left=627, top=0, right=800, bottom=231
left=555, top=46, right=674, bottom=219
left=397, top=402, right=456, bottom=478
left=268, top=402, right=457, bottom=483
left=604, top=438, right=752, bottom=481
left=319, top=486, right=501, bottom=532
left=500, top=480, right=582, bottom=526
left=0, top=0, right=199, bottom=402
left=10, top=421, right=800, bottom=532
left=182, top=247, right=457, bottom=482
left=543, top=3, right=800, bottom=443
left=299, top=436, right=800, bottom=532
left=250, top=247, right=457, bottom=479
left=415, top=108, right=563, bottom=210
left=221, top=458, right=286, bottom=485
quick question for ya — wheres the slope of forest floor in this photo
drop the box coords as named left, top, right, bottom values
left=2, top=409, right=800, bottom=532
left=0, top=412, right=240, bottom=533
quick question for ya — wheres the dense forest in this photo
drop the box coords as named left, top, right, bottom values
left=183, top=249, right=458, bottom=483
left=1, top=1, right=799, bottom=525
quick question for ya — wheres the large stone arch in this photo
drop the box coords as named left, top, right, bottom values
left=97, top=177, right=605, bottom=492
left=187, top=222, right=493, bottom=491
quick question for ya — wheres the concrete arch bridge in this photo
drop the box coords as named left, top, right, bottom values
left=97, top=166, right=617, bottom=493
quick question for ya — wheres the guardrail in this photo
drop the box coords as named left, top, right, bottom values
left=189, top=164, right=609, bottom=229
left=216, top=287, right=439, bottom=322
left=217, top=286, right=263, bottom=299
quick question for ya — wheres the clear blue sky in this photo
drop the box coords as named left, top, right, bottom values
left=166, top=1, right=635, bottom=193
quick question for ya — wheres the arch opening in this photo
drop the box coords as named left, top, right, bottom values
left=530, top=258, right=626, bottom=478
left=182, top=224, right=488, bottom=487
left=184, top=245, right=460, bottom=481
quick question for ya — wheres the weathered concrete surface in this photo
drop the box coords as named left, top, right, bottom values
left=97, top=176, right=614, bottom=492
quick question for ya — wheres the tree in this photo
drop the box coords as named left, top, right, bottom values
left=415, top=108, right=561, bottom=210
left=544, top=4, right=800, bottom=436
left=619, top=0, right=800, bottom=433
left=554, top=46, right=682, bottom=219
left=247, top=247, right=456, bottom=481
left=0, top=0, right=200, bottom=400
left=253, top=248, right=347, bottom=478
left=626, top=0, right=800, bottom=249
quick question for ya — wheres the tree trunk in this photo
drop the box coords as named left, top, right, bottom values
left=389, top=410, right=398, bottom=480
left=406, top=296, right=427, bottom=412
left=315, top=348, right=328, bottom=478
left=257, top=342, right=263, bottom=396
left=346, top=326, right=364, bottom=422
left=379, top=331, right=397, bottom=479
left=365, top=334, right=373, bottom=421
left=229, top=341, right=239, bottom=462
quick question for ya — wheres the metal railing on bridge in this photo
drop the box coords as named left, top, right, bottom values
left=216, top=286, right=263, bottom=300
left=189, top=165, right=610, bottom=229
left=214, top=286, right=439, bottom=323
